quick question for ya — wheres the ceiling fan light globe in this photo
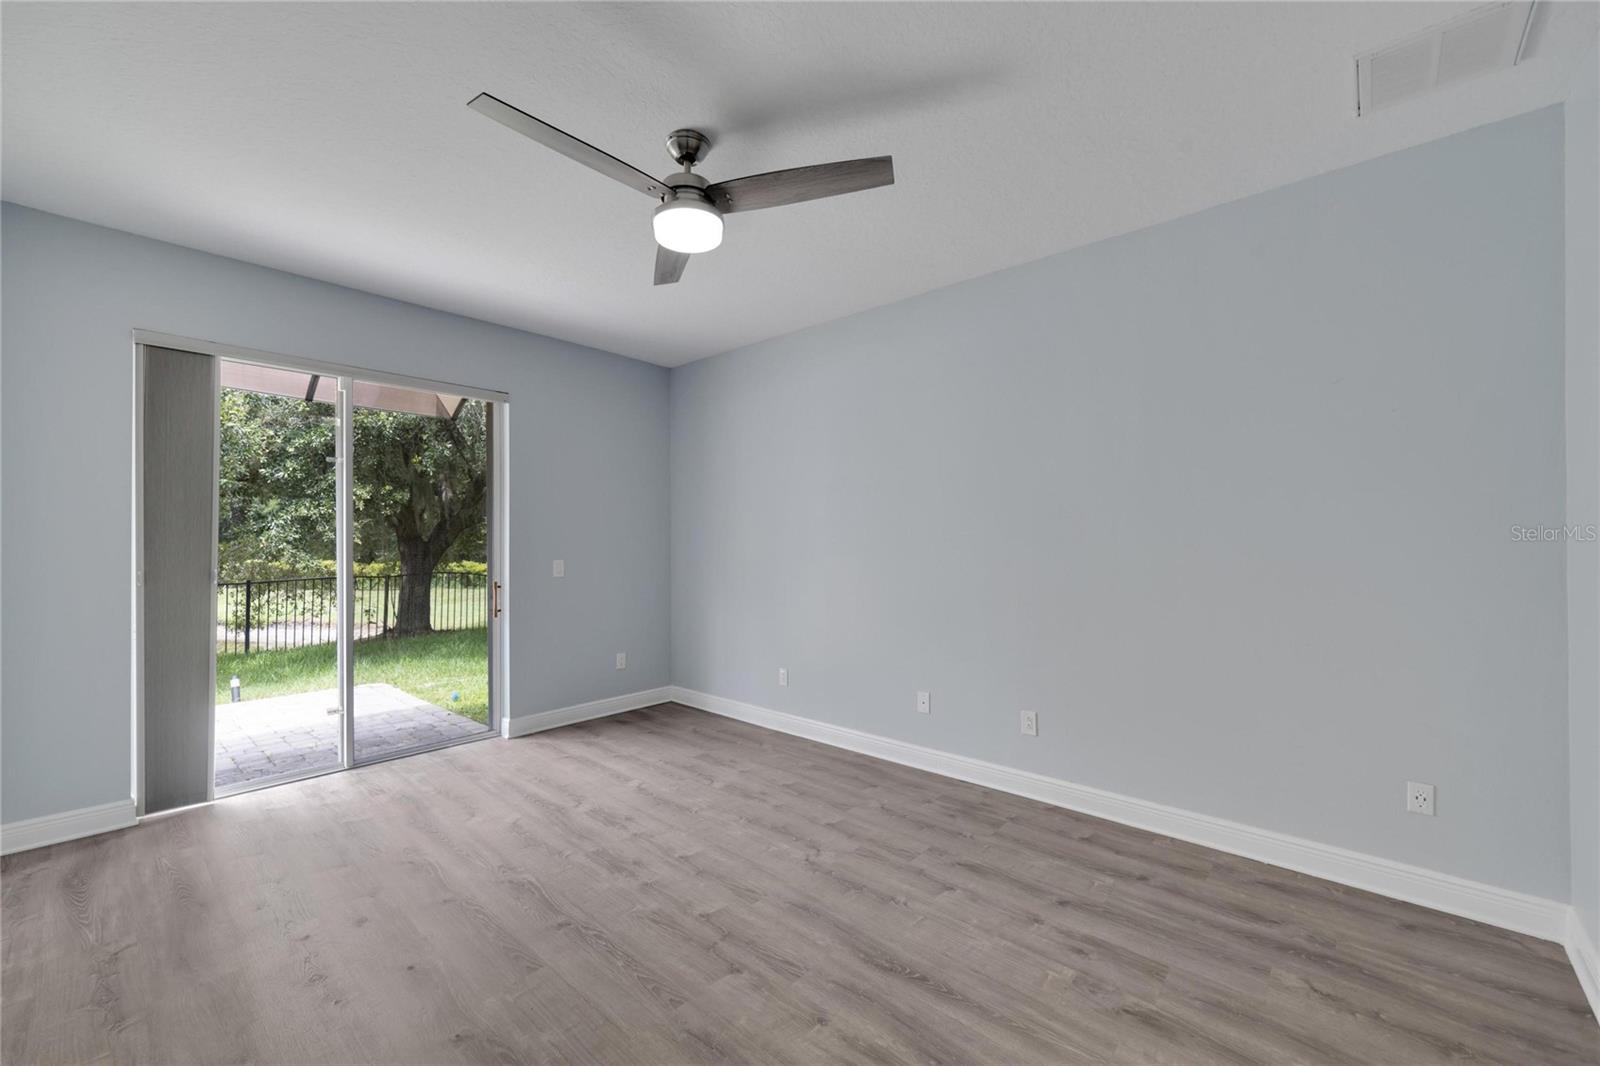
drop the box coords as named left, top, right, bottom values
left=653, top=198, right=723, bottom=254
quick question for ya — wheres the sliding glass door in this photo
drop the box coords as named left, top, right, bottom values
left=346, top=380, right=495, bottom=762
left=212, top=362, right=341, bottom=795
left=191, top=354, right=499, bottom=804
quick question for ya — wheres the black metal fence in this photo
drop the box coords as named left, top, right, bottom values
left=217, top=571, right=488, bottom=654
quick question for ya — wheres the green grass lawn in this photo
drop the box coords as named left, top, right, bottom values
left=217, top=628, right=489, bottom=724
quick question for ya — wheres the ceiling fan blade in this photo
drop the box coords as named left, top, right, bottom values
left=707, top=156, right=893, bottom=214
left=654, top=245, right=690, bottom=286
left=469, top=93, right=665, bottom=198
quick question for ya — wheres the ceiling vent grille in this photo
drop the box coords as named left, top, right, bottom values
left=1355, top=2, right=1536, bottom=115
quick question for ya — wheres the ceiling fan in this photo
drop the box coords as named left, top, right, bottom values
left=468, top=92, right=895, bottom=285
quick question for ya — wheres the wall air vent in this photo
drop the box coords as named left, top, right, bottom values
left=1355, top=2, right=1536, bottom=116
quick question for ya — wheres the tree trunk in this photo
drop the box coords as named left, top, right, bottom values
left=393, top=540, right=440, bottom=637
left=385, top=435, right=486, bottom=639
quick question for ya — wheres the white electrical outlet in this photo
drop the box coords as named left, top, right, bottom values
left=1406, top=781, right=1435, bottom=816
left=778, top=667, right=788, bottom=687
left=916, top=691, right=930, bottom=714
left=1020, top=710, right=1038, bottom=736
left=552, top=559, right=565, bottom=578
left=615, top=652, right=626, bottom=670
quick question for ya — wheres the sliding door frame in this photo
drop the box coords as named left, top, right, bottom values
left=132, top=346, right=146, bottom=814
left=130, top=330, right=511, bottom=812
left=336, top=377, right=356, bottom=767
left=133, top=330, right=511, bottom=406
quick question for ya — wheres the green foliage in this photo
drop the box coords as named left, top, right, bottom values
left=218, top=390, right=335, bottom=572
left=220, top=558, right=488, bottom=582
left=350, top=560, right=488, bottom=576
left=351, top=402, right=487, bottom=566
left=218, top=558, right=323, bottom=583
left=218, top=387, right=488, bottom=580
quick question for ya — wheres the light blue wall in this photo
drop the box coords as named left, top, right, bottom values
left=671, top=109, right=1570, bottom=899
left=1568, top=42, right=1600, bottom=943
left=3, top=106, right=1582, bottom=905
left=1, top=203, right=671, bottom=824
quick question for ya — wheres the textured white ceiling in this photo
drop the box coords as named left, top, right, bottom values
left=3, top=2, right=1595, bottom=366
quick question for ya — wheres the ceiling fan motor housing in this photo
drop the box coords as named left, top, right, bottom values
left=661, top=170, right=714, bottom=202
left=659, top=171, right=721, bottom=221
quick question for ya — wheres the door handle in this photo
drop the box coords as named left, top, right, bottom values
left=492, top=581, right=502, bottom=618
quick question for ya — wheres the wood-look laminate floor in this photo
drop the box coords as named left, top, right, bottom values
left=3, top=703, right=1595, bottom=1065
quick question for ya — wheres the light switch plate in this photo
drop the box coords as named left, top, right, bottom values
left=552, top=560, right=565, bottom=578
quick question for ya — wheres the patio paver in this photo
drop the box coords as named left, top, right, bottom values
left=214, top=683, right=487, bottom=790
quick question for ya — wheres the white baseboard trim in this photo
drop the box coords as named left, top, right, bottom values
left=1, top=798, right=138, bottom=856
left=1568, top=909, right=1600, bottom=1021
left=506, top=685, right=674, bottom=738
left=666, top=686, right=1570, bottom=943
left=0, top=688, right=672, bottom=854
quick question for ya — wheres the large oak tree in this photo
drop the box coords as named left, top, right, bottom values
left=352, top=403, right=486, bottom=636
left=219, top=390, right=487, bottom=637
